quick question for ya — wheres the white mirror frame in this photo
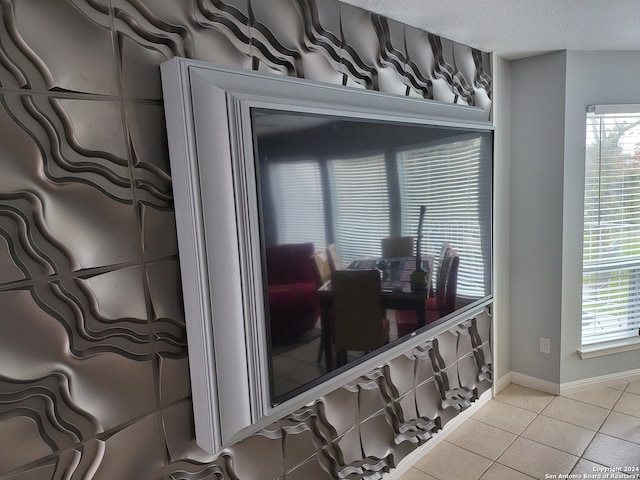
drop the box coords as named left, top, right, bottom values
left=160, top=57, right=493, bottom=454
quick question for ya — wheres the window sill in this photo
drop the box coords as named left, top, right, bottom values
left=579, top=337, right=640, bottom=359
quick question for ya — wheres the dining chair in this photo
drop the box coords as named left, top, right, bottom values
left=312, top=251, right=332, bottom=287
left=312, top=251, right=332, bottom=363
left=326, top=243, right=341, bottom=272
left=331, top=269, right=390, bottom=367
left=396, top=244, right=459, bottom=336
left=381, top=236, right=414, bottom=258
left=430, top=242, right=453, bottom=297
left=425, top=247, right=459, bottom=323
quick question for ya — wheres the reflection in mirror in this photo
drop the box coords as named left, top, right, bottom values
left=251, top=109, right=493, bottom=404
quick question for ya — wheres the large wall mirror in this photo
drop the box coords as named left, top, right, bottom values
left=161, top=58, right=493, bottom=454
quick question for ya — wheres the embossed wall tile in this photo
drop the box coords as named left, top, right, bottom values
left=1, top=458, right=57, bottom=480
left=118, top=32, right=170, bottom=101
left=114, top=0, right=254, bottom=100
left=282, top=417, right=319, bottom=472
left=475, top=310, right=492, bottom=342
left=157, top=353, right=190, bottom=408
left=321, top=385, right=359, bottom=436
left=415, top=378, right=442, bottom=421
left=79, top=266, right=148, bottom=320
left=336, top=2, right=378, bottom=90
left=161, top=399, right=216, bottom=464
left=0, top=416, right=54, bottom=475
left=140, top=203, right=178, bottom=259
left=285, top=457, right=332, bottom=480
left=458, top=352, right=479, bottom=391
left=125, top=102, right=173, bottom=207
left=11, top=0, right=118, bottom=94
left=414, top=342, right=436, bottom=386
left=0, top=286, right=156, bottom=432
left=0, top=94, right=140, bottom=272
left=0, top=235, right=27, bottom=284
left=335, top=425, right=362, bottom=465
left=146, top=260, right=188, bottom=408
left=146, top=260, right=184, bottom=323
left=291, top=0, right=345, bottom=85
left=1, top=94, right=132, bottom=199
left=359, top=412, right=395, bottom=462
left=226, top=425, right=284, bottom=480
left=358, top=374, right=387, bottom=421
left=454, top=42, right=492, bottom=115
left=91, top=414, right=166, bottom=480
left=430, top=35, right=473, bottom=105
left=190, top=0, right=254, bottom=67
left=404, top=25, right=454, bottom=102
left=250, top=0, right=304, bottom=76
left=386, top=353, right=415, bottom=398
left=457, top=327, right=475, bottom=357
left=398, top=390, right=417, bottom=422
left=0, top=373, right=100, bottom=477
left=56, top=97, right=128, bottom=158
left=369, top=14, right=410, bottom=96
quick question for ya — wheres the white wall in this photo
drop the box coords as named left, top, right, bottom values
left=506, top=50, right=640, bottom=387
left=509, top=51, right=567, bottom=384
left=492, top=54, right=512, bottom=386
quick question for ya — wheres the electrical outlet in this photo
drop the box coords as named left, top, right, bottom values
left=540, top=337, right=551, bottom=354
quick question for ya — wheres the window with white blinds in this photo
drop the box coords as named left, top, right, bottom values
left=582, top=108, right=640, bottom=345
left=327, top=153, right=389, bottom=263
left=397, top=134, right=490, bottom=298
left=267, top=160, right=326, bottom=250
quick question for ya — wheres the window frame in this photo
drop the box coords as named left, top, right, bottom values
left=579, top=104, right=640, bottom=357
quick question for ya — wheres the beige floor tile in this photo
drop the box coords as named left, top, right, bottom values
left=563, top=387, right=623, bottom=409
left=600, top=411, right=640, bottom=444
left=571, top=458, right=609, bottom=476
left=445, top=419, right=517, bottom=460
left=542, top=396, right=610, bottom=430
left=610, top=383, right=630, bottom=391
left=480, top=463, right=535, bottom=480
left=626, top=380, right=640, bottom=395
left=413, top=441, right=493, bottom=480
left=521, top=415, right=596, bottom=456
left=398, top=466, right=438, bottom=480
left=494, top=384, right=555, bottom=413
left=613, top=392, right=640, bottom=418
left=472, top=400, right=537, bottom=435
left=583, top=433, right=640, bottom=468
left=497, top=437, right=578, bottom=479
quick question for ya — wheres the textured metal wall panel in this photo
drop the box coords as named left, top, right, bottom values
left=11, top=0, right=118, bottom=94
left=0, top=0, right=492, bottom=478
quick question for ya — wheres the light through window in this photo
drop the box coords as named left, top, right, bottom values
left=398, top=135, right=490, bottom=298
left=582, top=107, right=640, bottom=345
left=328, top=153, right=389, bottom=263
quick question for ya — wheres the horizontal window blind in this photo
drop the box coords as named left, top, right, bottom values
left=582, top=110, right=640, bottom=345
left=328, top=154, right=389, bottom=263
left=398, top=135, right=489, bottom=298
left=267, top=160, right=326, bottom=251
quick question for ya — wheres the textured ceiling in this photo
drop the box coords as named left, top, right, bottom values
left=341, top=0, right=640, bottom=59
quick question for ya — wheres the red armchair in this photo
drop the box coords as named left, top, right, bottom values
left=265, top=243, right=319, bottom=344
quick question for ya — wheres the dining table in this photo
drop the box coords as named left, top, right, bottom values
left=317, top=255, right=434, bottom=372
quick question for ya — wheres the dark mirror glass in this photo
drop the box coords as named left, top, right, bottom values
left=251, top=108, right=493, bottom=404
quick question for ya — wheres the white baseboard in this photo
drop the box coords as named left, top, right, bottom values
left=510, top=372, right=561, bottom=395
left=494, top=372, right=512, bottom=394
left=506, top=368, right=640, bottom=397
left=559, top=367, right=640, bottom=396
left=385, top=389, right=492, bottom=480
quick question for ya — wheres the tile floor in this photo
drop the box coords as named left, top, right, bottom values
left=400, top=381, right=640, bottom=480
